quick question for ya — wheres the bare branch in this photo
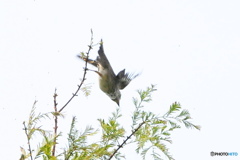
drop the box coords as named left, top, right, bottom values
left=52, top=88, right=58, bottom=157
left=58, top=30, right=94, bottom=113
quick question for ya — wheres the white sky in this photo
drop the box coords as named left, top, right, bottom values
left=1, top=0, right=240, bottom=160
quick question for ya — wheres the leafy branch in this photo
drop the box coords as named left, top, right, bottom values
left=21, top=30, right=98, bottom=160
left=20, top=84, right=200, bottom=160
left=20, top=101, right=51, bottom=160
left=108, top=84, right=200, bottom=160
left=20, top=34, right=200, bottom=160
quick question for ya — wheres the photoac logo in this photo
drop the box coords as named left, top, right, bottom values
left=210, top=151, right=238, bottom=156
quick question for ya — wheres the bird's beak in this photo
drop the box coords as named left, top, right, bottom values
left=116, top=100, right=120, bottom=106
left=113, top=98, right=120, bottom=106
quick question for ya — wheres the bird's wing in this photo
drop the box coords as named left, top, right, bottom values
left=116, top=69, right=139, bottom=90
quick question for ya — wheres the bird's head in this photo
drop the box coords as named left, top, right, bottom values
left=108, top=90, right=121, bottom=106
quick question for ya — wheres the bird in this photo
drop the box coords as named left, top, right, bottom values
left=77, top=40, right=139, bottom=106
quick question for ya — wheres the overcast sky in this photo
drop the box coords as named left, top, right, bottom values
left=1, top=0, right=240, bottom=160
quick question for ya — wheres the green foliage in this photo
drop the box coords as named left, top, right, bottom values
left=20, top=85, right=200, bottom=160
left=98, top=109, right=125, bottom=143
left=81, top=84, right=92, bottom=97
left=21, top=101, right=54, bottom=160
left=63, top=116, right=102, bottom=160
left=35, top=133, right=59, bottom=160
left=132, top=86, right=200, bottom=160
left=25, top=101, right=50, bottom=139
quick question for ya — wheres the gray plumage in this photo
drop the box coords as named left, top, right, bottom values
left=78, top=40, right=139, bottom=106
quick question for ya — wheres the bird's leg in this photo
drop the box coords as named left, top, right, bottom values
left=83, top=67, right=102, bottom=77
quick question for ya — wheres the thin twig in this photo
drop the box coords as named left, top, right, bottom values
left=23, top=122, right=33, bottom=160
left=108, top=121, right=146, bottom=160
left=52, top=30, right=94, bottom=157
left=58, top=30, right=94, bottom=113
left=52, top=88, right=58, bottom=157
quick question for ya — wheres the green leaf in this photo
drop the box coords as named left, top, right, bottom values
left=177, top=109, right=190, bottom=117
left=182, top=120, right=201, bottom=130
left=166, top=102, right=181, bottom=116
left=81, top=84, right=92, bottom=97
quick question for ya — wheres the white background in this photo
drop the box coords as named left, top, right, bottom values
left=0, top=0, right=240, bottom=159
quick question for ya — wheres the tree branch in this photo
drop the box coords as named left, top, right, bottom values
left=58, top=30, right=94, bottom=113
left=108, top=121, right=146, bottom=160
left=52, top=30, right=94, bottom=156
left=52, top=88, right=58, bottom=157
left=23, top=122, right=33, bottom=160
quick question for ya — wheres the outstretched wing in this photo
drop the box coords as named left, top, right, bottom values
left=116, top=69, right=139, bottom=90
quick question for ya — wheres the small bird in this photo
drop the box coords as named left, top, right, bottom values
left=78, top=40, right=139, bottom=106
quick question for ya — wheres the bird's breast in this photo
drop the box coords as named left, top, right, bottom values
left=98, top=73, right=110, bottom=93
left=97, top=64, right=116, bottom=94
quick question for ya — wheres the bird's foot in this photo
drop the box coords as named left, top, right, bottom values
left=83, top=67, right=100, bottom=75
